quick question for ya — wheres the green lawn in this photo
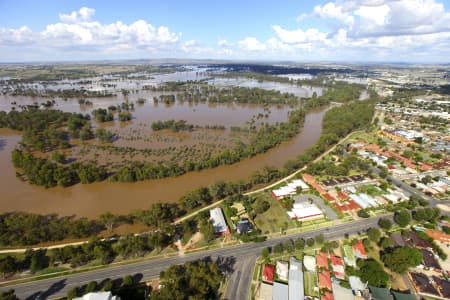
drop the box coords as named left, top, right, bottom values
left=304, top=271, right=319, bottom=297
left=348, top=131, right=379, bottom=144
left=254, top=193, right=296, bottom=234
left=342, top=244, right=355, bottom=263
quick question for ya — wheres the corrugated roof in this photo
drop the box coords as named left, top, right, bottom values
left=289, top=257, right=304, bottom=300
left=319, top=271, right=332, bottom=290
left=209, top=207, right=229, bottom=234
left=273, top=282, right=289, bottom=300
left=369, top=285, right=392, bottom=300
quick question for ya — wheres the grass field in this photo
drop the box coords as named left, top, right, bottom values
left=254, top=193, right=296, bottom=234
left=304, top=271, right=319, bottom=297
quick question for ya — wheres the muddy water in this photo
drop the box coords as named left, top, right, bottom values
left=0, top=108, right=326, bottom=218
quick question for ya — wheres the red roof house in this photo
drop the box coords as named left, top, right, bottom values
left=262, top=264, right=275, bottom=283
left=352, top=240, right=368, bottom=259
left=321, top=291, right=334, bottom=300
left=322, top=193, right=336, bottom=202
left=317, top=252, right=329, bottom=269
left=319, top=270, right=332, bottom=290
left=330, top=255, right=345, bottom=279
left=337, top=191, right=348, bottom=201
left=303, top=173, right=326, bottom=194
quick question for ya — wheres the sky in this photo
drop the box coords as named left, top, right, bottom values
left=1, top=0, right=450, bottom=63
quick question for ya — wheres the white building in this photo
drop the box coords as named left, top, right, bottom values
left=74, top=292, right=120, bottom=300
left=287, top=202, right=323, bottom=221
left=209, top=207, right=229, bottom=235
left=276, top=261, right=289, bottom=281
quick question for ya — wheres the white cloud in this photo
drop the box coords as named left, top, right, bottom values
left=0, top=7, right=183, bottom=60
left=1, top=2, right=450, bottom=62
left=218, top=39, right=233, bottom=47
left=313, top=2, right=355, bottom=27
left=311, top=0, right=450, bottom=38
left=272, top=25, right=327, bottom=44
left=59, top=7, right=96, bottom=23
left=238, top=37, right=267, bottom=51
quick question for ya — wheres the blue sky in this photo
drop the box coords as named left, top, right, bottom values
left=1, top=0, right=450, bottom=62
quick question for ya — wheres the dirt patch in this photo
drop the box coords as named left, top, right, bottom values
left=184, top=232, right=204, bottom=250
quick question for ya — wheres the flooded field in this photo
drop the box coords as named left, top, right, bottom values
left=0, top=107, right=326, bottom=217
left=0, top=69, right=330, bottom=217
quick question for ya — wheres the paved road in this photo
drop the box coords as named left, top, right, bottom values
left=1, top=214, right=391, bottom=299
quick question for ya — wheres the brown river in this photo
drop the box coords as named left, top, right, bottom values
left=0, top=107, right=326, bottom=218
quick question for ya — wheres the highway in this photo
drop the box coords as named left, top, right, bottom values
left=1, top=214, right=391, bottom=299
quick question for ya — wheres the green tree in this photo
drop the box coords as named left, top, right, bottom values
left=315, top=234, right=325, bottom=245
left=379, top=237, right=394, bottom=250
left=253, top=199, right=270, bottom=214
left=85, top=281, right=98, bottom=293
left=295, top=238, right=305, bottom=250
left=152, top=260, right=223, bottom=300
left=261, top=247, right=270, bottom=259
left=67, top=287, right=79, bottom=300
left=394, top=210, right=411, bottom=227
left=378, top=218, right=392, bottom=231
left=382, top=247, right=423, bottom=274
left=273, top=243, right=284, bottom=254
left=200, top=220, right=215, bottom=242
left=0, top=256, right=17, bottom=279
left=357, top=259, right=389, bottom=287
left=306, top=238, right=315, bottom=247
left=99, top=212, right=118, bottom=233
left=367, top=228, right=381, bottom=243
left=0, top=289, right=19, bottom=300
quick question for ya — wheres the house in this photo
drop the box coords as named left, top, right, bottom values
left=209, top=208, right=229, bottom=235
left=276, top=261, right=289, bottom=281
left=409, top=272, right=440, bottom=297
left=343, top=244, right=356, bottom=267
left=74, top=292, right=120, bottom=300
left=330, top=255, right=345, bottom=279
left=409, top=231, right=433, bottom=249
left=391, top=291, right=416, bottom=300
left=271, top=179, right=310, bottom=200
left=321, top=291, right=334, bottom=300
left=289, top=179, right=309, bottom=190
left=353, top=240, right=368, bottom=259
left=349, top=276, right=367, bottom=292
left=236, top=218, right=254, bottom=234
left=258, top=282, right=273, bottom=300
left=425, top=228, right=450, bottom=244
left=317, top=252, right=329, bottom=269
left=419, top=249, right=441, bottom=271
left=337, top=191, right=349, bottom=201
left=287, top=202, right=324, bottom=221
left=262, top=264, right=275, bottom=283
left=332, top=278, right=354, bottom=300
left=433, top=276, right=450, bottom=299
left=368, top=285, right=392, bottom=300
left=303, top=255, right=316, bottom=272
left=391, top=233, right=409, bottom=247
left=319, top=270, right=332, bottom=290
left=289, top=257, right=305, bottom=300
left=322, top=193, right=336, bottom=202
left=272, top=282, right=289, bottom=300
left=303, top=173, right=326, bottom=194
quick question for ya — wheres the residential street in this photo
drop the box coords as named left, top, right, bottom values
left=0, top=215, right=391, bottom=299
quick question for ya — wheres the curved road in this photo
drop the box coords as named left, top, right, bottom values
left=1, top=214, right=392, bottom=299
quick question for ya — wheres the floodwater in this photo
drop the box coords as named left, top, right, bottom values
left=0, top=70, right=329, bottom=217
left=0, top=107, right=326, bottom=218
left=208, top=77, right=323, bottom=98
